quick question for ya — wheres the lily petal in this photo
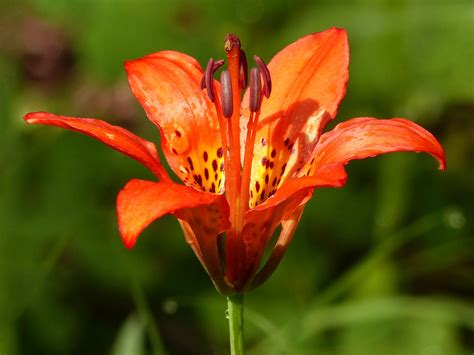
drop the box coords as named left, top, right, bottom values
left=117, top=179, right=229, bottom=248
left=308, top=117, right=446, bottom=175
left=243, top=27, right=349, bottom=207
left=24, top=112, right=169, bottom=180
left=250, top=205, right=305, bottom=290
left=234, top=163, right=347, bottom=290
left=237, top=188, right=312, bottom=291
left=125, top=51, right=224, bottom=193
left=252, top=163, right=348, bottom=212
left=117, top=179, right=231, bottom=293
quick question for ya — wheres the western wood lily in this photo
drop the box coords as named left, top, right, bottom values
left=24, top=28, right=445, bottom=295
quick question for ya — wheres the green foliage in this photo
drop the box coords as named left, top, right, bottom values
left=0, top=0, right=472, bottom=354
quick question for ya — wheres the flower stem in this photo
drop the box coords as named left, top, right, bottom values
left=227, top=294, right=244, bottom=355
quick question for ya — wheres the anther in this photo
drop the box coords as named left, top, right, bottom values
left=239, top=49, right=248, bottom=88
left=220, top=70, right=233, bottom=118
left=254, top=55, right=272, bottom=98
left=203, top=58, right=216, bottom=101
left=201, top=58, right=225, bottom=101
left=249, top=67, right=262, bottom=112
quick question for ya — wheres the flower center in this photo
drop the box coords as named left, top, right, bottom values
left=201, top=34, right=272, bottom=285
left=201, top=34, right=272, bottom=207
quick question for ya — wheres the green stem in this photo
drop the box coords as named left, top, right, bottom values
left=227, top=294, right=244, bottom=355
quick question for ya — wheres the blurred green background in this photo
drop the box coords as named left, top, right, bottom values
left=1, top=0, right=473, bottom=354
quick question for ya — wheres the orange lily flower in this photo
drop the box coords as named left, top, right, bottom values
left=24, top=28, right=445, bottom=295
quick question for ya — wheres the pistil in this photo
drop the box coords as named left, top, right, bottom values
left=201, top=35, right=272, bottom=287
left=223, top=34, right=243, bottom=284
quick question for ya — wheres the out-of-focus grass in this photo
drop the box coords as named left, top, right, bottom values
left=0, top=0, right=472, bottom=354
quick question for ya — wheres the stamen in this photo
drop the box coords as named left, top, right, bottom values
left=201, top=59, right=225, bottom=89
left=213, top=59, right=225, bottom=71
left=204, top=58, right=216, bottom=101
left=254, top=55, right=272, bottom=98
left=249, top=67, right=262, bottom=112
left=239, top=49, right=248, bottom=88
left=220, top=70, right=233, bottom=118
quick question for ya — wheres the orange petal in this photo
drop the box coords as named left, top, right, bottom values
left=242, top=28, right=349, bottom=207
left=233, top=163, right=347, bottom=289
left=117, top=179, right=232, bottom=294
left=250, top=205, right=305, bottom=290
left=116, top=179, right=229, bottom=248
left=24, top=112, right=169, bottom=180
left=125, top=51, right=224, bottom=193
left=307, top=117, right=446, bottom=175
left=252, top=163, right=348, bottom=212
left=235, top=186, right=313, bottom=291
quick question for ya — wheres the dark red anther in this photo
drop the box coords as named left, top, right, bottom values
left=213, top=59, right=225, bottom=71
left=239, top=49, right=248, bottom=88
left=220, top=70, right=233, bottom=118
left=201, top=59, right=225, bottom=90
left=204, top=58, right=217, bottom=102
left=254, top=55, right=272, bottom=98
left=249, top=67, right=262, bottom=112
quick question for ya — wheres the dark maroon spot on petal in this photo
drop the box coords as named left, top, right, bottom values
left=272, top=177, right=277, bottom=187
left=204, top=168, right=209, bottom=180
left=214, top=173, right=218, bottom=180
left=210, top=182, right=216, bottom=193
left=281, top=163, right=287, bottom=175
left=269, top=161, right=274, bottom=169
left=261, top=157, right=267, bottom=166
left=212, top=159, right=218, bottom=172
left=265, top=174, right=269, bottom=184
left=260, top=190, right=266, bottom=201
left=250, top=190, right=253, bottom=198
left=283, top=138, right=290, bottom=146
left=310, top=158, right=315, bottom=164
left=193, top=174, right=203, bottom=186
left=255, top=181, right=260, bottom=193
left=203, top=151, right=208, bottom=162
left=269, top=190, right=275, bottom=198
left=175, top=130, right=182, bottom=138
left=220, top=162, right=225, bottom=171
left=271, top=148, right=276, bottom=158
left=261, top=137, right=266, bottom=146
left=172, top=148, right=178, bottom=155
left=187, top=157, right=194, bottom=171
left=288, top=143, right=294, bottom=150
left=217, top=147, right=223, bottom=158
